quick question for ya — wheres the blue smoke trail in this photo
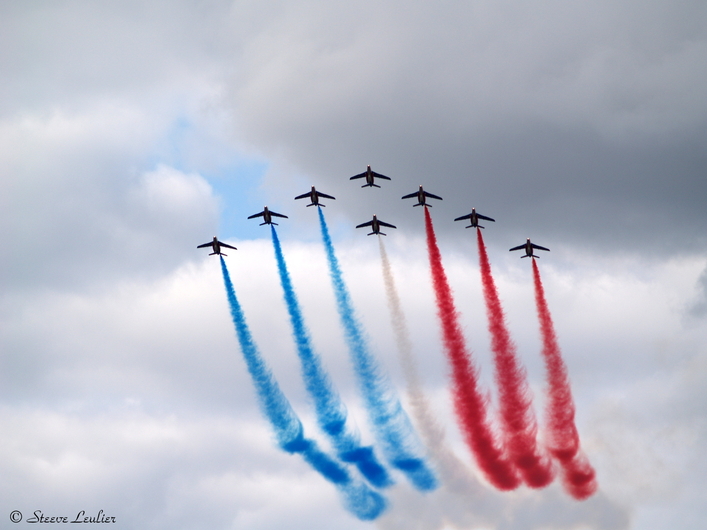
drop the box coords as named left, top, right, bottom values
left=219, top=257, right=387, bottom=520
left=317, top=208, right=438, bottom=492
left=271, top=226, right=393, bottom=488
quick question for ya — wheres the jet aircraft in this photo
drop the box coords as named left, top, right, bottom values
left=197, top=236, right=237, bottom=256
left=356, top=215, right=397, bottom=236
left=248, top=206, right=288, bottom=225
left=454, top=208, right=496, bottom=229
left=401, top=185, right=443, bottom=207
left=294, top=186, right=336, bottom=207
left=349, top=165, right=391, bottom=188
left=509, top=238, right=550, bottom=258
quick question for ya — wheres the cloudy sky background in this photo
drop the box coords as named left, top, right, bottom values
left=1, top=1, right=706, bottom=528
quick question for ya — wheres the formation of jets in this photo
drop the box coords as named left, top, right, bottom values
left=199, top=165, right=550, bottom=259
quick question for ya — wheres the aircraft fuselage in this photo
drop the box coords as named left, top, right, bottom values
left=402, top=185, right=443, bottom=207
left=356, top=214, right=396, bottom=236
left=349, top=165, right=391, bottom=188
left=197, top=236, right=237, bottom=256
left=294, top=186, right=335, bottom=207
left=509, top=238, right=550, bottom=258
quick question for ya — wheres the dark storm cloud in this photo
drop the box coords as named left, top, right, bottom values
left=226, top=0, right=707, bottom=256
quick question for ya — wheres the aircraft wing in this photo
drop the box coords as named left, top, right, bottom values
left=371, top=171, right=391, bottom=180
left=220, top=241, right=237, bottom=250
left=196, top=242, right=213, bottom=248
left=247, top=211, right=265, bottom=219
left=350, top=172, right=367, bottom=180
left=423, top=191, right=443, bottom=201
left=454, top=213, right=472, bottom=221
left=315, top=191, right=336, bottom=200
left=477, top=214, right=495, bottom=222
left=294, top=192, right=311, bottom=200
left=401, top=191, right=418, bottom=199
left=270, top=211, right=289, bottom=219
left=356, top=220, right=374, bottom=228
left=531, top=243, right=550, bottom=251
left=378, top=220, right=396, bottom=229
left=509, top=244, right=526, bottom=251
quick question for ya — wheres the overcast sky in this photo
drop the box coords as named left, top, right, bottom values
left=1, top=1, right=706, bottom=529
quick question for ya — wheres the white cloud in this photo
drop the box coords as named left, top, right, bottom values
left=0, top=100, right=220, bottom=292
left=3, top=228, right=706, bottom=528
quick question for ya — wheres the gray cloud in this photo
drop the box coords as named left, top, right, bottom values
left=224, top=0, right=707, bottom=255
left=687, top=264, right=707, bottom=318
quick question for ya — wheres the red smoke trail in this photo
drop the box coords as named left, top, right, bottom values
left=424, top=208, right=520, bottom=491
left=531, top=259, right=598, bottom=500
left=476, top=229, right=555, bottom=488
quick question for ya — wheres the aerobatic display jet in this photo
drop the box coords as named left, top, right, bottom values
left=248, top=206, right=288, bottom=225
left=509, top=238, right=550, bottom=258
left=294, top=186, right=336, bottom=207
left=401, top=185, right=443, bottom=207
left=454, top=208, right=496, bottom=229
left=356, top=214, right=397, bottom=236
left=197, top=236, right=237, bottom=256
left=349, top=165, right=391, bottom=188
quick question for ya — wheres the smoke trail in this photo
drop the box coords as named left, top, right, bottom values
left=270, top=226, right=392, bottom=488
left=219, top=257, right=387, bottom=519
left=423, top=208, right=520, bottom=490
left=378, top=237, right=499, bottom=512
left=317, top=208, right=438, bottom=492
left=377, top=238, right=429, bottom=431
left=476, top=229, right=555, bottom=488
left=378, top=239, right=459, bottom=466
left=531, top=259, right=598, bottom=500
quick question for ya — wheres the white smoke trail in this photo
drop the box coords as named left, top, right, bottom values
left=377, top=238, right=499, bottom=524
